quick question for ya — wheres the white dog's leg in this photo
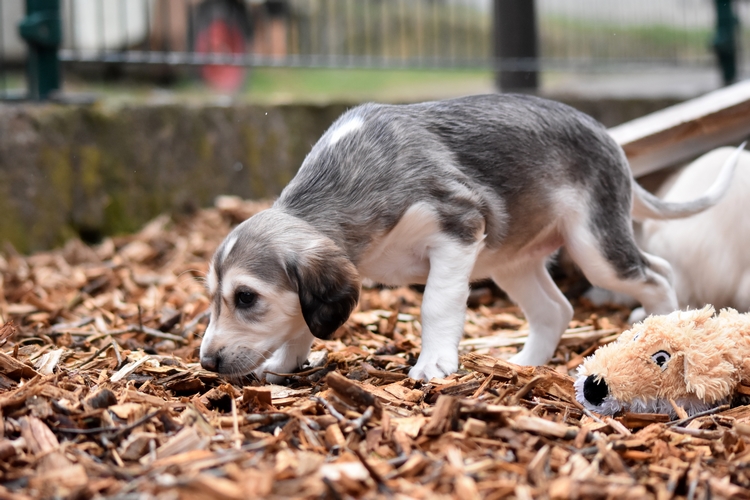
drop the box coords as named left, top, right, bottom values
left=583, top=286, right=645, bottom=323
left=409, top=237, right=482, bottom=381
left=493, top=261, right=574, bottom=366
left=583, top=287, right=639, bottom=309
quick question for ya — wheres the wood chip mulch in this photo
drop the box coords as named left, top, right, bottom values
left=2, top=196, right=750, bottom=500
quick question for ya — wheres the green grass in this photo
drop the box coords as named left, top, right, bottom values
left=0, top=71, right=26, bottom=95
left=57, top=67, right=494, bottom=105
left=243, top=67, right=494, bottom=104
left=540, top=16, right=714, bottom=61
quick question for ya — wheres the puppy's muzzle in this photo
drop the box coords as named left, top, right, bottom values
left=200, top=349, right=222, bottom=372
left=583, top=374, right=609, bottom=406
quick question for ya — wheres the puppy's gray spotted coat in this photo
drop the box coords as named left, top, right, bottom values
left=201, top=94, right=741, bottom=382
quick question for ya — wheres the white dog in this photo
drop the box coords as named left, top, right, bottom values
left=198, top=95, right=742, bottom=381
left=588, top=147, right=750, bottom=313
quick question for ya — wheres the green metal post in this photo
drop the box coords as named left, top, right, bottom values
left=18, top=0, right=62, bottom=100
left=712, top=0, right=737, bottom=86
left=493, top=0, right=539, bottom=92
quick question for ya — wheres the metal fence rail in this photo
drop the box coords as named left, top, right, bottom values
left=53, top=0, right=493, bottom=69
left=1, top=0, right=749, bottom=98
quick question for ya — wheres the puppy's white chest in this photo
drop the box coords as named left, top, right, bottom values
left=357, top=204, right=440, bottom=286
left=359, top=247, right=430, bottom=286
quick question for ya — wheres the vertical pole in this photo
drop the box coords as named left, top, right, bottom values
left=493, top=0, right=538, bottom=92
left=18, top=0, right=62, bottom=100
left=713, top=0, right=737, bottom=86
left=0, top=1, right=6, bottom=97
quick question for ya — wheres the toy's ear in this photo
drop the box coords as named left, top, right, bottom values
left=287, top=244, right=361, bottom=340
left=682, top=306, right=742, bottom=402
left=684, top=355, right=737, bottom=402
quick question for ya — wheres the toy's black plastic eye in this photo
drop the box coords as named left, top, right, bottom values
left=235, top=290, right=257, bottom=309
left=651, top=350, right=671, bottom=369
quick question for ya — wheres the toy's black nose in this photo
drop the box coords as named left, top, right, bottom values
left=583, top=374, right=609, bottom=406
left=201, top=351, right=221, bottom=372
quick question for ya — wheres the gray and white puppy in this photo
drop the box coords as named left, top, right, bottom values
left=200, top=94, right=741, bottom=382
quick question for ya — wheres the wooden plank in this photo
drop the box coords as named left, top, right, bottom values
left=609, top=79, right=750, bottom=177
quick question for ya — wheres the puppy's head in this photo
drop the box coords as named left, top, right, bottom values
left=200, top=209, right=360, bottom=382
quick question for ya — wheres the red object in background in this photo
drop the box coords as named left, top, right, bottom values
left=194, top=19, right=247, bottom=92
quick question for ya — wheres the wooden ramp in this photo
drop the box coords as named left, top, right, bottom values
left=609, top=78, right=750, bottom=177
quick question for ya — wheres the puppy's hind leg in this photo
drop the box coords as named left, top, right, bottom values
left=409, top=236, right=483, bottom=381
left=564, top=220, right=678, bottom=319
left=492, top=261, right=574, bottom=366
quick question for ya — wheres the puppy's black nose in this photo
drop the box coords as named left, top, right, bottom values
left=583, top=374, right=608, bottom=406
left=201, top=352, right=221, bottom=372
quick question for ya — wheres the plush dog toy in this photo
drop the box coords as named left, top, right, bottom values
left=575, top=306, right=750, bottom=417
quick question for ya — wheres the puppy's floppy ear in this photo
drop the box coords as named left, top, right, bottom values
left=287, top=242, right=361, bottom=340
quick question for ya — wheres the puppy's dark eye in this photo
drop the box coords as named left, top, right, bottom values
left=651, top=350, right=671, bottom=369
left=235, top=290, right=257, bottom=309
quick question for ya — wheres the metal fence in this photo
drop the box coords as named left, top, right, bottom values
left=2, top=0, right=750, bottom=98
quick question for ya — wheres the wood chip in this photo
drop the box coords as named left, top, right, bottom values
left=463, top=417, right=487, bottom=437
left=110, top=355, right=152, bottom=383
left=326, top=372, right=382, bottom=417
left=0, top=321, right=17, bottom=346
left=512, top=415, right=577, bottom=439
left=243, top=386, right=272, bottom=406
left=0, top=351, right=40, bottom=380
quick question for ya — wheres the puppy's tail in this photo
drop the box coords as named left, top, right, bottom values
left=631, top=141, right=746, bottom=221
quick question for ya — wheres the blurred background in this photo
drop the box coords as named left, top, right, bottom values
left=1, top=0, right=748, bottom=102
left=0, top=0, right=748, bottom=253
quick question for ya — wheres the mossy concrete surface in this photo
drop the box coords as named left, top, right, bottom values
left=0, top=102, right=348, bottom=252
left=0, top=97, right=679, bottom=253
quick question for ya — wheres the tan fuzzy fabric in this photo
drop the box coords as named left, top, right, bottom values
left=575, top=306, right=750, bottom=416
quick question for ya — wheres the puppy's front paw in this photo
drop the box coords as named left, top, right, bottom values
left=409, top=352, right=458, bottom=381
left=508, top=349, right=550, bottom=367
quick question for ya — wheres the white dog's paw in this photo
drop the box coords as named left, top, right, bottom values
left=627, top=307, right=647, bottom=324
left=583, top=287, right=639, bottom=308
left=409, top=353, right=458, bottom=381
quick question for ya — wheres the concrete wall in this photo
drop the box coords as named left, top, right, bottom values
left=0, top=96, right=679, bottom=253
